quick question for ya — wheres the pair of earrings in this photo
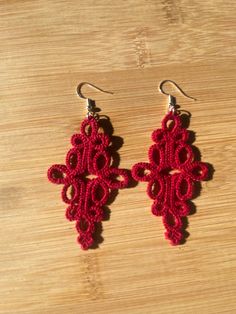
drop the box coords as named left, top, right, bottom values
left=47, top=80, right=209, bottom=249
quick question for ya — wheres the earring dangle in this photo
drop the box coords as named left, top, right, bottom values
left=132, top=80, right=209, bottom=245
left=47, top=83, right=129, bottom=249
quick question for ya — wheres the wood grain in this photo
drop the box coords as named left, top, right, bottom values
left=0, top=1, right=236, bottom=313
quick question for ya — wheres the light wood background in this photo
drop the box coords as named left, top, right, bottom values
left=0, top=1, right=236, bottom=313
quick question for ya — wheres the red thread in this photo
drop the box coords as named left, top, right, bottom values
left=132, top=112, right=208, bottom=245
left=48, top=117, right=129, bottom=249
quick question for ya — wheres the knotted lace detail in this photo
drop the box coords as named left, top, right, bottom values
left=132, top=112, right=208, bottom=245
left=48, top=117, right=129, bottom=249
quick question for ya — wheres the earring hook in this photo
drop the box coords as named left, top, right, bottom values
left=76, top=82, right=113, bottom=118
left=158, top=79, right=196, bottom=113
left=76, top=82, right=113, bottom=99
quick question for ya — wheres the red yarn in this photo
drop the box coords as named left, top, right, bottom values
left=132, top=112, right=208, bottom=245
left=48, top=117, right=129, bottom=249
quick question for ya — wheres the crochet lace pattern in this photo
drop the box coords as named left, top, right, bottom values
left=132, top=112, right=208, bottom=245
left=48, top=116, right=129, bottom=249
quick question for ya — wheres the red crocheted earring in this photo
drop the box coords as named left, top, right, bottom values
left=47, top=82, right=129, bottom=249
left=132, top=80, right=209, bottom=245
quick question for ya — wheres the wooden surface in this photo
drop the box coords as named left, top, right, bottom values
left=0, top=1, right=236, bottom=313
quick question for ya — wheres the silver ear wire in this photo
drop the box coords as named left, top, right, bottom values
left=76, top=82, right=113, bottom=118
left=159, top=80, right=196, bottom=113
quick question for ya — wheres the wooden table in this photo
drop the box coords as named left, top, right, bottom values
left=0, top=1, right=235, bottom=313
